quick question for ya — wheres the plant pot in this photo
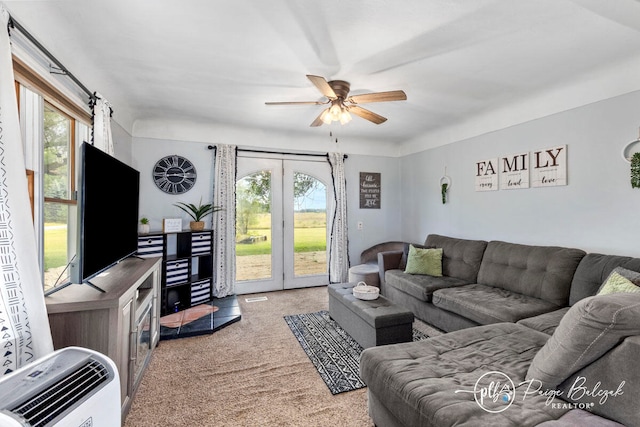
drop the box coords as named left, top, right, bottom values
left=140, top=224, right=150, bottom=234
left=190, top=221, right=205, bottom=231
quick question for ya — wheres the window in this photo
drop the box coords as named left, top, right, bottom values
left=14, top=58, right=91, bottom=291
left=42, top=104, right=77, bottom=290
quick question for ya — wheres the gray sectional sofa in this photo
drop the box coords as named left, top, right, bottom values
left=360, top=234, right=640, bottom=427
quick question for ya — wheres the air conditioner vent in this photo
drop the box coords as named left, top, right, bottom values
left=10, top=358, right=110, bottom=427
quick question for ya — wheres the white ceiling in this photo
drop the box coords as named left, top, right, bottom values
left=5, top=0, right=640, bottom=151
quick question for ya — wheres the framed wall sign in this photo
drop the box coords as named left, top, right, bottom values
left=500, top=152, right=529, bottom=190
left=163, top=218, right=182, bottom=232
left=360, top=172, right=381, bottom=209
left=475, top=158, right=498, bottom=191
left=531, top=145, right=567, bottom=187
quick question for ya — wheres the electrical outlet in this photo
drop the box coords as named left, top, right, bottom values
left=357, top=221, right=364, bottom=230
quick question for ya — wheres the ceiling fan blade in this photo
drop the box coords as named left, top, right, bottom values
left=348, top=90, right=407, bottom=104
left=265, top=101, right=326, bottom=105
left=307, top=75, right=337, bottom=99
left=310, top=109, right=328, bottom=127
left=349, top=106, right=388, bottom=124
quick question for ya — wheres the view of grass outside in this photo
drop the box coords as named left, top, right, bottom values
left=235, top=212, right=326, bottom=280
left=236, top=212, right=326, bottom=256
left=44, top=223, right=67, bottom=267
left=44, top=222, right=70, bottom=289
left=236, top=171, right=327, bottom=281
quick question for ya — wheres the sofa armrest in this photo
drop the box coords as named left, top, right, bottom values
left=377, top=250, right=403, bottom=288
left=557, top=335, right=640, bottom=427
left=360, top=241, right=406, bottom=264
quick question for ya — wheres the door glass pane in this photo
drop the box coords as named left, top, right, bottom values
left=236, top=171, right=272, bottom=281
left=293, top=173, right=326, bottom=277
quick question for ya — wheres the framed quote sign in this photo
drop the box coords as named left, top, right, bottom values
left=531, top=145, right=567, bottom=187
left=500, top=152, right=529, bottom=190
left=360, top=172, right=381, bottom=209
left=475, top=158, right=498, bottom=191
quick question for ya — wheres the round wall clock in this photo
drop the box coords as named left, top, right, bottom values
left=153, top=155, right=197, bottom=194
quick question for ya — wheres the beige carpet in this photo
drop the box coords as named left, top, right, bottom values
left=124, top=286, right=440, bottom=427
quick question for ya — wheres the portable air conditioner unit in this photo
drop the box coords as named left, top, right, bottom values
left=0, top=346, right=120, bottom=427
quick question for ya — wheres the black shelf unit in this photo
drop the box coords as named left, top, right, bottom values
left=137, top=229, right=214, bottom=316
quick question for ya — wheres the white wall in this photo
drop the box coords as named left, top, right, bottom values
left=132, top=138, right=215, bottom=232
left=400, top=90, right=640, bottom=257
left=130, top=89, right=640, bottom=265
left=346, top=154, right=402, bottom=264
left=111, top=120, right=133, bottom=165
left=132, top=136, right=402, bottom=265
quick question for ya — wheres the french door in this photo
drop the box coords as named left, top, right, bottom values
left=235, top=156, right=334, bottom=294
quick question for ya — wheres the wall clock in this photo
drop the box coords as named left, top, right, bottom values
left=153, top=155, right=197, bottom=194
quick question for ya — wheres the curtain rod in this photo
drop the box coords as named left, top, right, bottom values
left=8, top=15, right=95, bottom=101
left=206, top=145, right=348, bottom=159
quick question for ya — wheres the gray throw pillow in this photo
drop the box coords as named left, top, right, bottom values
left=526, top=292, right=640, bottom=389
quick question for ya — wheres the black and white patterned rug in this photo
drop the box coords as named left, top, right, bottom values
left=284, top=310, right=429, bottom=395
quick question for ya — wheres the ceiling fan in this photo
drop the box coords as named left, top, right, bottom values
left=265, top=75, right=407, bottom=127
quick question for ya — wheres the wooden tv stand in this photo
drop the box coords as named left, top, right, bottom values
left=45, top=256, right=161, bottom=420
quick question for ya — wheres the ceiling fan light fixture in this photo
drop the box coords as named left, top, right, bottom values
left=320, top=109, right=333, bottom=125
left=329, top=101, right=342, bottom=120
left=339, top=110, right=352, bottom=124
left=267, top=74, right=406, bottom=127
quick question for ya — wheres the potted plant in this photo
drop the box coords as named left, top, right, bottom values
left=174, top=199, right=223, bottom=231
left=139, top=217, right=150, bottom=234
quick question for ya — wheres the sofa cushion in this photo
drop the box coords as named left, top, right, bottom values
left=424, top=234, right=487, bottom=282
left=536, top=409, right=625, bottom=427
left=569, top=253, right=640, bottom=305
left=477, top=241, right=585, bottom=306
left=526, top=292, right=640, bottom=389
left=360, top=323, right=569, bottom=427
left=517, top=307, right=569, bottom=335
left=596, top=268, right=640, bottom=295
left=404, top=245, right=443, bottom=276
left=385, top=269, right=470, bottom=302
left=433, top=283, right=561, bottom=324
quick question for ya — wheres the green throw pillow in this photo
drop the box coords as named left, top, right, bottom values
left=404, top=245, right=443, bottom=276
left=597, top=270, right=640, bottom=295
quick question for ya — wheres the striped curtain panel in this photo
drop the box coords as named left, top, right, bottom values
left=91, top=92, right=114, bottom=155
left=328, top=152, right=349, bottom=283
left=0, top=6, right=53, bottom=375
left=212, top=144, right=237, bottom=297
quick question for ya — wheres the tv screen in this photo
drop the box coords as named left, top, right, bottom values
left=73, top=142, right=140, bottom=284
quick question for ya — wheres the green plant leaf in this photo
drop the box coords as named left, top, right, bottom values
left=631, top=152, right=640, bottom=189
left=173, top=199, right=223, bottom=221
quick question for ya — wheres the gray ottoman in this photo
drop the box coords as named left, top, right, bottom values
left=348, top=263, right=380, bottom=287
left=328, top=282, right=414, bottom=349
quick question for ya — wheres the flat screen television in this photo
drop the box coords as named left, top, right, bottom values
left=70, top=142, right=140, bottom=288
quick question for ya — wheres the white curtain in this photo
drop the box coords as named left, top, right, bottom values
left=328, top=152, right=349, bottom=283
left=212, top=144, right=237, bottom=297
left=91, top=92, right=114, bottom=155
left=0, top=6, right=54, bottom=374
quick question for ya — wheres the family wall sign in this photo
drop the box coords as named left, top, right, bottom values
left=475, top=145, right=567, bottom=192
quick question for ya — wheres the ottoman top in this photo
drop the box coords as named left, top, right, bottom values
left=328, top=283, right=414, bottom=327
